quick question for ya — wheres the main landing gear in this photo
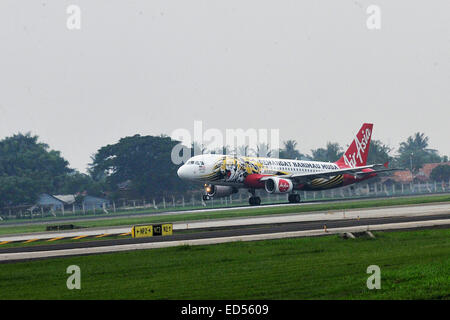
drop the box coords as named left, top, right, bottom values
left=288, top=193, right=301, bottom=203
left=248, top=189, right=261, bottom=206
left=249, top=196, right=261, bottom=206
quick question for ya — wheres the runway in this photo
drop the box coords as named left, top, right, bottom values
left=1, top=202, right=449, bottom=242
left=2, top=193, right=446, bottom=229
left=0, top=198, right=321, bottom=228
left=0, top=202, right=449, bottom=262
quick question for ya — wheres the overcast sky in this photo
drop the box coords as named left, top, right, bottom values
left=1, top=1, right=449, bottom=172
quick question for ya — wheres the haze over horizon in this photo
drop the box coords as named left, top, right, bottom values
left=1, top=1, right=449, bottom=172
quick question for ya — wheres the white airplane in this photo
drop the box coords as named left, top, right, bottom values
left=177, top=123, right=397, bottom=205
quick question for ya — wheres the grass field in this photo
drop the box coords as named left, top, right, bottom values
left=0, top=228, right=448, bottom=299
left=0, top=194, right=449, bottom=236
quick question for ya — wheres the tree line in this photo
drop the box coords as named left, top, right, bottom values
left=0, top=131, right=448, bottom=209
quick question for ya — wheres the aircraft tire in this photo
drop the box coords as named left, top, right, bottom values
left=288, top=194, right=301, bottom=203
left=249, top=196, right=261, bottom=206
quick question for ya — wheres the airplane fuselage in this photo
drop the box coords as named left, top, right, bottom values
left=177, top=154, right=375, bottom=191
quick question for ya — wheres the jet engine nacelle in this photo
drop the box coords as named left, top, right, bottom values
left=206, top=185, right=238, bottom=198
left=264, top=177, right=293, bottom=194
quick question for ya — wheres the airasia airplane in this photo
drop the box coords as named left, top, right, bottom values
left=177, top=123, right=396, bottom=205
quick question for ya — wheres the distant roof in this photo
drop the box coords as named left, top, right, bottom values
left=53, top=194, right=76, bottom=205
left=391, top=170, right=413, bottom=183
left=117, top=180, right=132, bottom=190
left=383, top=162, right=450, bottom=183
left=418, top=162, right=450, bottom=178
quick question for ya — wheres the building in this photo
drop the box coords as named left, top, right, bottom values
left=415, top=162, right=450, bottom=181
left=390, top=170, right=414, bottom=184
left=82, top=195, right=110, bottom=210
left=37, top=194, right=109, bottom=211
left=37, top=194, right=75, bottom=210
left=380, top=162, right=450, bottom=184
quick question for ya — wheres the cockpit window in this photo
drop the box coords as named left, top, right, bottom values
left=187, top=160, right=204, bottom=165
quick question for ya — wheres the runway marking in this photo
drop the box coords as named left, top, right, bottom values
left=47, top=237, right=64, bottom=242
left=95, top=234, right=109, bottom=238
left=119, top=232, right=131, bottom=236
left=72, top=235, right=88, bottom=240
left=0, top=241, right=10, bottom=245
left=23, top=239, right=38, bottom=243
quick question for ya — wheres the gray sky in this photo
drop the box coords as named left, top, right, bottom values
left=1, top=0, right=449, bottom=172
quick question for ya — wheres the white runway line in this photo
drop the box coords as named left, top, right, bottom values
left=0, top=203, right=449, bottom=242
left=1, top=219, right=449, bottom=262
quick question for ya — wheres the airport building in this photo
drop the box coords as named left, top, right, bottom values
left=36, top=193, right=109, bottom=211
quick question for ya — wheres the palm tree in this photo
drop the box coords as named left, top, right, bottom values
left=236, top=145, right=249, bottom=157
left=280, top=140, right=303, bottom=159
left=255, top=143, right=272, bottom=158
left=399, top=133, right=436, bottom=154
left=311, top=142, right=342, bottom=162
left=397, top=133, right=441, bottom=173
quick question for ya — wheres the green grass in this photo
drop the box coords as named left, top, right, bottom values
left=0, top=194, right=449, bottom=236
left=0, top=228, right=448, bottom=299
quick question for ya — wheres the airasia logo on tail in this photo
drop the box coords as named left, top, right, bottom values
left=278, top=179, right=290, bottom=192
left=343, top=127, right=372, bottom=168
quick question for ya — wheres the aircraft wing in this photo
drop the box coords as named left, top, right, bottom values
left=259, top=164, right=401, bottom=184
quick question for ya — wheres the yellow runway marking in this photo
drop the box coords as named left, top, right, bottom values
left=119, top=232, right=131, bottom=236
left=24, top=239, right=38, bottom=243
left=0, top=241, right=10, bottom=245
left=47, top=237, right=64, bottom=242
left=95, top=234, right=109, bottom=238
left=72, top=235, right=88, bottom=240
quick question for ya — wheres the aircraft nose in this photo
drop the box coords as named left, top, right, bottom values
left=177, top=165, right=188, bottom=179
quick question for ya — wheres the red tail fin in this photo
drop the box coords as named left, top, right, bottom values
left=336, top=123, right=373, bottom=168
